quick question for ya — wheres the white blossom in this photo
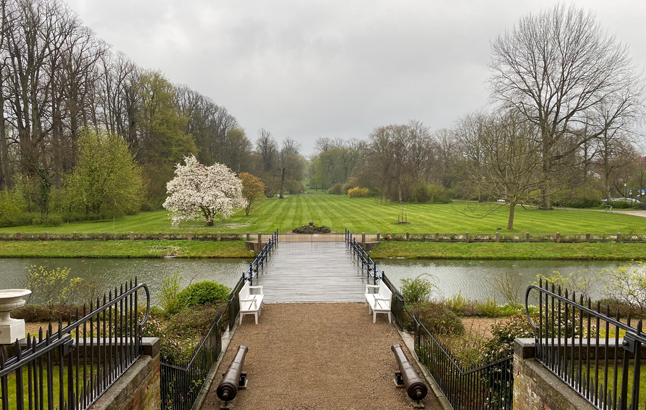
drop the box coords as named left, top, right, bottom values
left=163, top=155, right=247, bottom=227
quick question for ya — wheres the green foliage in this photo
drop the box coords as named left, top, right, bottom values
left=0, top=187, right=26, bottom=218
left=401, top=273, right=437, bottom=304
left=551, top=187, right=603, bottom=208
left=443, top=292, right=528, bottom=317
left=536, top=269, right=604, bottom=301
left=36, top=168, right=53, bottom=220
left=406, top=301, right=464, bottom=335
left=26, top=265, right=83, bottom=305
left=328, top=183, right=343, bottom=194
left=65, top=131, right=145, bottom=215
left=156, top=271, right=182, bottom=315
left=480, top=314, right=534, bottom=364
left=412, top=183, right=451, bottom=203
left=347, top=187, right=370, bottom=197
left=176, top=281, right=231, bottom=308
left=603, top=261, right=646, bottom=313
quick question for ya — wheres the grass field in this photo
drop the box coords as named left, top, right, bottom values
left=1, top=193, right=645, bottom=235
left=0, top=240, right=253, bottom=258
left=370, top=241, right=646, bottom=260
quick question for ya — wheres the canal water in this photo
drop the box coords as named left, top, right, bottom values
left=0, top=250, right=620, bottom=305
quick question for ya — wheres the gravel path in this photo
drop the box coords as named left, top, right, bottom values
left=202, top=303, right=441, bottom=410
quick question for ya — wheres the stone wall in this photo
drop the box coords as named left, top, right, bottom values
left=90, top=338, right=161, bottom=410
left=513, top=338, right=595, bottom=410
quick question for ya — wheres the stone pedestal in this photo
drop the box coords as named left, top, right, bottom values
left=0, top=289, right=31, bottom=344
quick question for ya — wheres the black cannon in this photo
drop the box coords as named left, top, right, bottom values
left=217, top=345, right=249, bottom=403
left=392, top=343, right=428, bottom=402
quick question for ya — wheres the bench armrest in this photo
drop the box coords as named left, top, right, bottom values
left=366, top=285, right=379, bottom=288
left=375, top=297, right=391, bottom=301
left=249, top=285, right=264, bottom=295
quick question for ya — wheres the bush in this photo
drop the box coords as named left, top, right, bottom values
left=341, top=183, right=355, bottom=194
left=157, top=271, right=182, bottom=315
left=347, top=187, right=370, bottom=198
left=405, top=301, right=464, bottom=335
left=412, top=183, right=451, bottom=203
left=480, top=313, right=534, bottom=363
left=328, top=183, right=343, bottom=195
left=292, top=223, right=331, bottom=234
left=176, top=281, right=231, bottom=308
left=13, top=303, right=84, bottom=322
left=611, top=200, right=633, bottom=209
left=401, top=274, right=437, bottom=304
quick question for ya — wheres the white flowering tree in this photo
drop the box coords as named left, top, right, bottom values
left=163, top=156, right=247, bottom=226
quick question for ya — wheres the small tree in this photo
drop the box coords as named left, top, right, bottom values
left=239, top=172, right=265, bottom=216
left=163, top=155, right=247, bottom=226
left=65, top=131, right=144, bottom=214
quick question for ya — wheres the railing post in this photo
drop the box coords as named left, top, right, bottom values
left=556, top=232, right=560, bottom=243
left=526, top=232, right=530, bottom=242
left=435, top=232, right=439, bottom=242
left=586, top=232, right=591, bottom=242
left=495, top=232, right=500, bottom=242
left=377, top=231, right=380, bottom=241
left=465, top=232, right=469, bottom=243
left=406, top=232, right=410, bottom=242
left=617, top=232, right=622, bottom=243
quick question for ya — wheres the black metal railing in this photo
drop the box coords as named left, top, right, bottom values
left=0, top=279, right=150, bottom=410
left=526, top=280, right=646, bottom=410
left=346, top=229, right=405, bottom=329
left=160, top=314, right=223, bottom=410
left=345, top=229, right=379, bottom=283
left=227, top=276, right=247, bottom=331
left=414, top=316, right=513, bottom=410
left=245, top=229, right=278, bottom=285
left=381, top=272, right=405, bottom=329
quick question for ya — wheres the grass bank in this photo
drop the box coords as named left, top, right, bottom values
left=370, top=241, right=646, bottom=260
left=1, top=195, right=645, bottom=234
left=0, top=240, right=254, bottom=258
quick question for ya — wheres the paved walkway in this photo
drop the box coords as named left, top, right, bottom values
left=256, top=242, right=369, bottom=303
left=202, top=303, right=441, bottom=410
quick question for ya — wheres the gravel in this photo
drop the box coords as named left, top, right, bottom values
left=202, top=303, right=441, bottom=410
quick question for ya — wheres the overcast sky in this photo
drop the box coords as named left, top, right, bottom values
left=66, top=0, right=646, bottom=156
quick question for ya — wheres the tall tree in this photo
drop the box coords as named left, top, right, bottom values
left=489, top=4, right=645, bottom=209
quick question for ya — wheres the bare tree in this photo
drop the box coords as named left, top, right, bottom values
left=489, top=4, right=645, bottom=209
left=460, top=111, right=544, bottom=230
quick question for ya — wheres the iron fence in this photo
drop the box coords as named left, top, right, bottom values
left=526, top=280, right=646, bottom=410
left=160, top=314, right=223, bottom=410
left=227, top=276, right=246, bottom=332
left=414, top=316, right=513, bottom=410
left=0, top=279, right=150, bottom=410
left=380, top=273, right=405, bottom=330
left=345, top=229, right=404, bottom=329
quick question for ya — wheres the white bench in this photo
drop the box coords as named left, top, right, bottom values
left=239, top=282, right=264, bottom=325
left=364, top=282, right=392, bottom=323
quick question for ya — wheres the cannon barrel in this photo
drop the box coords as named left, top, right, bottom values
left=391, top=343, right=428, bottom=401
left=217, top=345, right=249, bottom=402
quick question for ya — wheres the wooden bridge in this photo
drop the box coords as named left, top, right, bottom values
left=254, top=241, right=371, bottom=303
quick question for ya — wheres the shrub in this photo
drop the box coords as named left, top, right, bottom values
left=341, top=183, right=355, bottom=194
left=401, top=274, right=437, bottom=304
left=26, top=265, right=85, bottom=305
left=157, top=271, right=182, bottom=315
left=328, top=183, right=343, bottom=195
left=405, top=301, right=464, bottom=335
left=13, top=303, right=84, bottom=322
left=412, top=183, right=451, bottom=203
left=611, top=200, right=633, bottom=209
left=176, top=281, right=231, bottom=308
left=347, top=187, right=370, bottom=198
left=292, top=223, right=331, bottom=234
left=480, top=313, right=534, bottom=363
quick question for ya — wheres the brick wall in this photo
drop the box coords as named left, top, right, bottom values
left=513, top=338, right=595, bottom=410
left=90, top=338, right=161, bottom=410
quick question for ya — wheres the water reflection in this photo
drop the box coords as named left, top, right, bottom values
left=0, top=257, right=622, bottom=306
left=377, top=259, right=620, bottom=303
left=0, top=258, right=251, bottom=304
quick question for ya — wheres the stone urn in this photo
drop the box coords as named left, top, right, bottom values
left=0, top=289, right=31, bottom=344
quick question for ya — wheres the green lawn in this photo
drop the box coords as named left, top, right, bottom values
left=0, top=240, right=253, bottom=258
left=0, top=195, right=644, bottom=235
left=370, top=242, right=646, bottom=260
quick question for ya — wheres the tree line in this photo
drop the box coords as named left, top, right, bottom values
left=0, top=0, right=308, bottom=226
left=309, top=5, right=646, bottom=230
